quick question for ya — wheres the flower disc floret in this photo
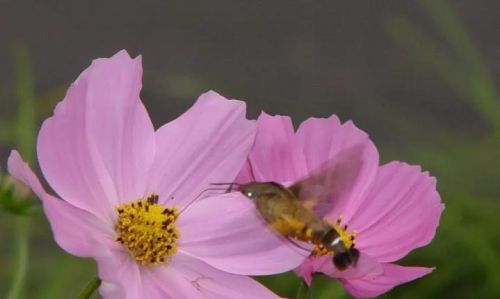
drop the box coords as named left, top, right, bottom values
left=115, top=194, right=180, bottom=266
left=311, top=216, right=357, bottom=257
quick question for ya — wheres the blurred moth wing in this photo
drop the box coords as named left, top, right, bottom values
left=289, top=145, right=366, bottom=217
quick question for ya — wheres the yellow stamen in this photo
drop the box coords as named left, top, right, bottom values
left=115, top=194, right=180, bottom=266
left=311, top=215, right=357, bottom=257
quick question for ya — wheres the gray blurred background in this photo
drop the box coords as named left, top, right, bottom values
left=1, top=1, right=496, bottom=139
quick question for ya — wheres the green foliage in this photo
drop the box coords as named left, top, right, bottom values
left=0, top=176, right=37, bottom=216
left=13, top=47, right=36, bottom=165
left=386, top=0, right=500, bottom=137
left=380, top=1, right=500, bottom=299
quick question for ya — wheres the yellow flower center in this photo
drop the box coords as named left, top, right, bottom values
left=312, top=215, right=357, bottom=257
left=115, top=194, right=180, bottom=266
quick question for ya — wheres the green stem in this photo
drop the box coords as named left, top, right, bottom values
left=6, top=216, right=30, bottom=299
left=77, top=277, right=101, bottom=299
left=296, top=280, right=311, bottom=299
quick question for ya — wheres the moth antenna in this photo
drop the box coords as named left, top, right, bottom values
left=179, top=187, right=232, bottom=214
left=209, top=182, right=241, bottom=193
left=209, top=182, right=241, bottom=186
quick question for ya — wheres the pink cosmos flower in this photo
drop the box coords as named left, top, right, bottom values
left=7, top=51, right=307, bottom=299
left=236, top=112, right=444, bottom=298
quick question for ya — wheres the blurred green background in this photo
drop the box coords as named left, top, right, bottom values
left=1, top=1, right=499, bottom=298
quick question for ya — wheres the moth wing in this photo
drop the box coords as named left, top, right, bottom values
left=289, top=145, right=365, bottom=217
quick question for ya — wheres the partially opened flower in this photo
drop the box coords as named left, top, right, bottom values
left=237, top=112, right=444, bottom=298
left=8, top=51, right=307, bottom=299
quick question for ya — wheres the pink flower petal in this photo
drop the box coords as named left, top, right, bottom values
left=7, top=150, right=112, bottom=257
left=147, top=91, right=255, bottom=209
left=295, top=116, right=379, bottom=222
left=179, top=192, right=308, bottom=275
left=37, top=50, right=155, bottom=221
left=96, top=250, right=145, bottom=299
left=322, top=253, right=383, bottom=280
left=236, top=112, right=308, bottom=183
left=296, top=253, right=383, bottom=286
left=148, top=254, right=283, bottom=299
left=80, top=51, right=155, bottom=204
left=295, top=256, right=330, bottom=286
left=340, top=263, right=433, bottom=298
left=350, top=162, right=444, bottom=262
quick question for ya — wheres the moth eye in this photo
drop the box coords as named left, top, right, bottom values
left=246, top=192, right=253, bottom=197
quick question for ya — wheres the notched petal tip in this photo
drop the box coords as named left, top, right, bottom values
left=90, top=49, right=141, bottom=68
left=36, top=47, right=156, bottom=217
left=197, top=90, right=247, bottom=111
left=258, top=110, right=293, bottom=120
left=352, top=161, right=443, bottom=262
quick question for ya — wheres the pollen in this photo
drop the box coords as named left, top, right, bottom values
left=312, top=215, right=357, bottom=257
left=115, top=194, right=180, bottom=266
